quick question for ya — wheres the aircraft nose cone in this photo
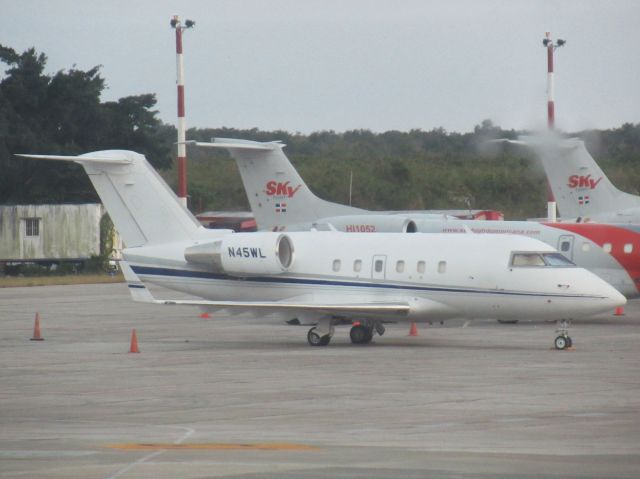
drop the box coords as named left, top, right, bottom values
left=607, top=287, right=627, bottom=308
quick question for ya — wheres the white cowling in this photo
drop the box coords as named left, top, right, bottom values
left=184, top=233, right=294, bottom=276
left=320, top=215, right=418, bottom=233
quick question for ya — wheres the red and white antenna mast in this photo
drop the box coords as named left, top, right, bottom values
left=170, top=15, right=195, bottom=207
left=542, top=32, right=566, bottom=130
left=542, top=32, right=565, bottom=221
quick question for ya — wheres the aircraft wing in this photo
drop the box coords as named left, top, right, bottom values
left=121, top=262, right=410, bottom=318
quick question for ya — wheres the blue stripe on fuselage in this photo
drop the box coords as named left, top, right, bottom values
left=130, top=265, right=602, bottom=299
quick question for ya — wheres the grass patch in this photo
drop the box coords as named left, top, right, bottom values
left=0, top=273, right=124, bottom=288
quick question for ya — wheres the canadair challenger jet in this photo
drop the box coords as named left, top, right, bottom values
left=191, top=138, right=640, bottom=300
left=18, top=150, right=624, bottom=349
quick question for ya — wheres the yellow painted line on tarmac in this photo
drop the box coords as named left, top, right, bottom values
left=106, top=442, right=319, bottom=451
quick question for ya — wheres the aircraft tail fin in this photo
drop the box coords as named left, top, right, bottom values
left=190, top=139, right=364, bottom=230
left=17, top=151, right=202, bottom=247
left=502, top=135, right=640, bottom=221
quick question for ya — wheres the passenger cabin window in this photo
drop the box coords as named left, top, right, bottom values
left=603, top=243, right=612, bottom=253
left=417, top=261, right=426, bottom=274
left=353, top=259, right=362, bottom=272
left=396, top=260, right=405, bottom=273
left=374, top=260, right=384, bottom=273
left=438, top=261, right=446, bottom=274
left=24, top=218, right=40, bottom=237
left=511, top=252, right=575, bottom=267
left=624, top=243, right=633, bottom=254
left=332, top=259, right=341, bottom=272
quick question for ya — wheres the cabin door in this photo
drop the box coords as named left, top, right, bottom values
left=371, top=255, right=387, bottom=280
left=558, top=235, right=575, bottom=261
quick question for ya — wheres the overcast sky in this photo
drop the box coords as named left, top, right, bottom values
left=2, top=0, right=639, bottom=134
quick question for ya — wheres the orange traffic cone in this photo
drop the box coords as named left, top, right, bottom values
left=30, top=312, right=44, bottom=341
left=129, top=329, right=140, bottom=353
left=614, top=306, right=625, bottom=316
left=199, top=312, right=210, bottom=319
left=408, top=322, right=419, bottom=337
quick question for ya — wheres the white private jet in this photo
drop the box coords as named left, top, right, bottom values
left=18, top=150, right=625, bottom=349
left=500, top=134, right=640, bottom=224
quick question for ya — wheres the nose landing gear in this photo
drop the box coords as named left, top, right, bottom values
left=554, top=319, right=573, bottom=350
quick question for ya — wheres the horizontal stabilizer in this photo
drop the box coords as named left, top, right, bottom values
left=489, top=138, right=579, bottom=152
left=16, top=153, right=132, bottom=164
left=184, top=138, right=282, bottom=151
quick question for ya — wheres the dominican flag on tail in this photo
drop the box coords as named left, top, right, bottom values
left=578, top=195, right=590, bottom=205
left=275, top=202, right=287, bottom=213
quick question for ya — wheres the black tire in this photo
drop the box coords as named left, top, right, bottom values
left=565, top=336, right=573, bottom=348
left=307, top=328, right=331, bottom=346
left=554, top=335, right=568, bottom=350
left=350, top=325, right=373, bottom=344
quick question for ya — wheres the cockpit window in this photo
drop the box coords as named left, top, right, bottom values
left=511, top=253, right=546, bottom=267
left=510, top=252, right=575, bottom=267
left=542, top=253, right=575, bottom=267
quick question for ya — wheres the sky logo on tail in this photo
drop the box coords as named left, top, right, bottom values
left=265, top=180, right=302, bottom=198
left=567, top=174, right=603, bottom=190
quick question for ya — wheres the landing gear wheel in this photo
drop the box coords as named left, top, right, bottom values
left=307, top=328, right=331, bottom=346
left=350, top=325, right=373, bottom=345
left=554, top=335, right=568, bottom=350
left=554, top=319, right=573, bottom=350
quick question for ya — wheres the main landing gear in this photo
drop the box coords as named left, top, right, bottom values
left=307, top=327, right=331, bottom=346
left=349, top=324, right=373, bottom=344
left=306, top=320, right=385, bottom=346
left=554, top=319, right=573, bottom=350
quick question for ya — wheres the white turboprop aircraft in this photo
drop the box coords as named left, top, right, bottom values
left=501, top=135, right=640, bottom=224
left=191, top=138, right=640, bottom=299
left=19, top=150, right=625, bottom=349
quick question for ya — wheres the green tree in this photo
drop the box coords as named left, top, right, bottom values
left=0, top=44, right=172, bottom=204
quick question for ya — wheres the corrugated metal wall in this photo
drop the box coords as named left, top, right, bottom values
left=0, top=204, right=102, bottom=261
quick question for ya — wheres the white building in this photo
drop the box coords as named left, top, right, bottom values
left=0, top=204, right=121, bottom=263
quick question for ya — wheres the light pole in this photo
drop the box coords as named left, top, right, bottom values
left=542, top=32, right=566, bottom=130
left=542, top=33, right=565, bottom=221
left=170, top=15, right=195, bottom=207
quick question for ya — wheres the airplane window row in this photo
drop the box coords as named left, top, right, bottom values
left=332, top=259, right=447, bottom=274
left=511, top=252, right=575, bottom=267
left=583, top=242, right=633, bottom=254
left=561, top=240, right=634, bottom=255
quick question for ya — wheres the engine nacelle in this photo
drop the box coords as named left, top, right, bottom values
left=319, top=215, right=418, bottom=233
left=184, top=233, right=294, bottom=276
